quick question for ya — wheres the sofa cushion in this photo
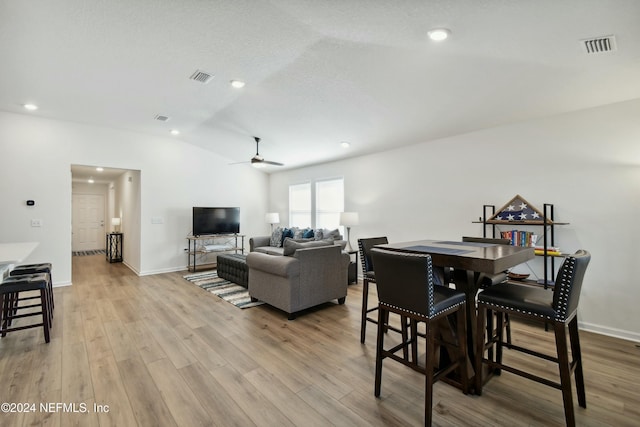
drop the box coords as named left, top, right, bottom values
left=255, top=246, right=285, bottom=256
left=283, top=237, right=334, bottom=256
left=302, top=228, right=314, bottom=239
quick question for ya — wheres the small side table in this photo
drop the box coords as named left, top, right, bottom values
left=106, top=232, right=123, bottom=263
left=347, top=250, right=358, bottom=284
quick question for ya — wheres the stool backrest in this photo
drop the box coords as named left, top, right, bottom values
left=371, top=248, right=435, bottom=317
left=358, top=237, right=388, bottom=274
left=553, top=249, right=591, bottom=321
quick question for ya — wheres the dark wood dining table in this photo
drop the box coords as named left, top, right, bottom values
left=376, top=239, right=535, bottom=385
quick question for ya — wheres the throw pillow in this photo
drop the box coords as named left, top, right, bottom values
left=293, top=227, right=304, bottom=239
left=302, top=228, right=314, bottom=239
left=323, top=228, right=341, bottom=240
left=313, top=228, right=324, bottom=240
left=270, top=227, right=283, bottom=247
left=281, top=228, right=294, bottom=247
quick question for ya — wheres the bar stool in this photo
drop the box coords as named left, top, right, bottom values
left=0, top=273, right=51, bottom=343
left=475, top=250, right=590, bottom=427
left=371, top=248, right=469, bottom=426
left=10, top=263, right=54, bottom=323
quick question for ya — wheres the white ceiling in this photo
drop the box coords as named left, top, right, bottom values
left=2, top=0, right=640, bottom=172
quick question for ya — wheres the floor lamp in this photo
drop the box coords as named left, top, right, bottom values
left=340, top=212, right=359, bottom=252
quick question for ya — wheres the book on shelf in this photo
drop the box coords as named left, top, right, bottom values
left=500, top=230, right=539, bottom=247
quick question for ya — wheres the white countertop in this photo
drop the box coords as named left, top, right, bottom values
left=0, top=242, right=39, bottom=264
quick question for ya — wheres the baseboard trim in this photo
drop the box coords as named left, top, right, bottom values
left=579, top=320, right=640, bottom=343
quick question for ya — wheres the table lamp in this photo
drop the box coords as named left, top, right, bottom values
left=112, top=217, right=121, bottom=233
left=340, top=212, right=359, bottom=252
left=265, top=212, right=280, bottom=232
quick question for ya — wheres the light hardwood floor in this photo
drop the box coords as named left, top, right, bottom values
left=0, top=255, right=638, bottom=426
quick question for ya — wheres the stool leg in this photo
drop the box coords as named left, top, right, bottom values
left=41, top=289, right=50, bottom=343
left=360, top=279, right=370, bottom=343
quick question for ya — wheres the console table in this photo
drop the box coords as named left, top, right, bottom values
left=187, top=234, right=245, bottom=272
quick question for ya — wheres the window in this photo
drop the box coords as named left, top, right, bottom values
left=288, top=178, right=344, bottom=231
left=315, top=178, right=344, bottom=231
left=289, top=183, right=311, bottom=228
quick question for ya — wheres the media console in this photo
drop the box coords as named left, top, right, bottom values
left=186, top=234, right=244, bottom=272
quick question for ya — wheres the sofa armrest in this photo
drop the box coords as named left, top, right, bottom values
left=246, top=251, right=300, bottom=277
left=249, top=236, right=271, bottom=252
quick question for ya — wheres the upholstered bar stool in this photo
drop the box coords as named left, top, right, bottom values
left=475, top=250, right=590, bottom=427
left=371, top=248, right=469, bottom=426
left=10, top=263, right=54, bottom=323
left=358, top=237, right=389, bottom=343
left=0, top=273, right=51, bottom=343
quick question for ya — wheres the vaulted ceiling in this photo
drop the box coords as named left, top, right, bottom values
left=2, top=0, right=639, bottom=171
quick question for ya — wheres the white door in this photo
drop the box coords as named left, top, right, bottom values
left=72, top=194, right=105, bottom=251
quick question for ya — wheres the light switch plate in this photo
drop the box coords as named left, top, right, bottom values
left=31, top=219, right=43, bottom=227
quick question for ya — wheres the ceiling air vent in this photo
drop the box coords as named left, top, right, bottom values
left=154, top=114, right=170, bottom=122
left=582, top=35, right=616, bottom=54
left=189, top=70, right=214, bottom=83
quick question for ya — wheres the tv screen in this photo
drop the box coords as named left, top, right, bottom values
left=192, top=207, right=240, bottom=236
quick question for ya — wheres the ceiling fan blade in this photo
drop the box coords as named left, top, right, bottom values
left=261, top=160, right=284, bottom=166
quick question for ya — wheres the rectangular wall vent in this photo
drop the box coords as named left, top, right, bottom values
left=189, top=70, right=214, bottom=83
left=582, top=35, right=616, bottom=54
left=154, top=114, right=170, bottom=122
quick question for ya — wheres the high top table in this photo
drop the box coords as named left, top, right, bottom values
left=0, top=242, right=39, bottom=279
left=0, top=242, right=39, bottom=264
left=376, top=239, right=535, bottom=386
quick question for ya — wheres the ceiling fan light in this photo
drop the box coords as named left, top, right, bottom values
left=252, top=162, right=266, bottom=168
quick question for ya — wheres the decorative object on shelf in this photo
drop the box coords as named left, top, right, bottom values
left=340, top=212, right=359, bottom=252
left=507, top=272, right=530, bottom=281
left=265, top=212, right=280, bottom=232
left=487, top=194, right=551, bottom=224
left=111, top=217, right=121, bottom=232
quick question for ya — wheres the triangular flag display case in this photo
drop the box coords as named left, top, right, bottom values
left=486, top=194, right=552, bottom=225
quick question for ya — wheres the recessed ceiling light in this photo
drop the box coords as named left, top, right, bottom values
left=24, top=103, right=38, bottom=111
left=170, top=129, right=180, bottom=135
left=88, top=178, right=95, bottom=184
left=96, top=167, right=104, bottom=172
left=230, top=80, right=246, bottom=88
left=428, top=28, right=450, bottom=41
left=341, top=141, right=350, bottom=148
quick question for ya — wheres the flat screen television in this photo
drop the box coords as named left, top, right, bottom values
left=192, top=207, right=240, bottom=236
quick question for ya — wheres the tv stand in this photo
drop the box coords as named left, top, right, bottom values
left=186, top=234, right=245, bottom=272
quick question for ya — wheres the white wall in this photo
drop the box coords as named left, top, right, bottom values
left=0, top=111, right=270, bottom=283
left=269, top=98, right=640, bottom=342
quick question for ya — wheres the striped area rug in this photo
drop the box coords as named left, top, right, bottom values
left=72, top=249, right=106, bottom=257
left=183, top=270, right=263, bottom=309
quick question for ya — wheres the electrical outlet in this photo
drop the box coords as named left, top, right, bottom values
left=31, top=219, right=43, bottom=227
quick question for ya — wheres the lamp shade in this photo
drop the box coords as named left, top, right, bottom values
left=265, top=212, right=280, bottom=224
left=111, top=217, right=121, bottom=226
left=339, top=212, right=359, bottom=226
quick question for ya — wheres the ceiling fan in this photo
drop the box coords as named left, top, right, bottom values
left=238, top=136, right=284, bottom=168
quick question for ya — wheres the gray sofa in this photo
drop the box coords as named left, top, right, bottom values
left=246, top=239, right=350, bottom=319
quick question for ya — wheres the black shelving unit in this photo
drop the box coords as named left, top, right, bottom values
left=106, top=232, right=123, bottom=263
left=478, top=203, right=567, bottom=288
